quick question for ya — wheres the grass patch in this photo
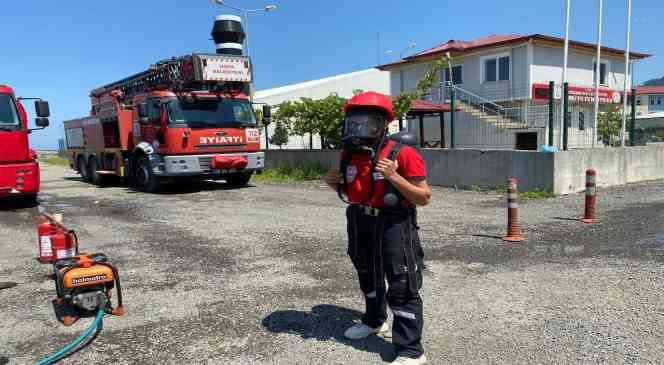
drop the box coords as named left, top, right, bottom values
left=254, top=163, right=326, bottom=183
left=42, top=155, right=70, bottom=167
left=459, top=184, right=556, bottom=200
left=520, top=189, right=557, bottom=200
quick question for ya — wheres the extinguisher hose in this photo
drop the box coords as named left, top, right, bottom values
left=68, top=230, right=79, bottom=255
left=34, top=307, right=105, bottom=365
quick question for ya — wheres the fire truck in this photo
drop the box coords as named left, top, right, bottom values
left=63, top=15, right=265, bottom=192
left=0, top=84, right=50, bottom=202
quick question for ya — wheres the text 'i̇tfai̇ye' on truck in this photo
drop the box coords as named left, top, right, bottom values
left=0, top=84, right=50, bottom=202
left=63, top=15, right=266, bottom=192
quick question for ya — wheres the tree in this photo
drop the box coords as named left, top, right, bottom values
left=255, top=108, right=264, bottom=128
left=597, top=106, right=629, bottom=146
left=269, top=121, right=289, bottom=149
left=393, top=56, right=450, bottom=120
left=273, top=93, right=346, bottom=150
left=313, top=93, right=346, bottom=149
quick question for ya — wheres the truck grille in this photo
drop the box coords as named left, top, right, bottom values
left=198, top=157, right=213, bottom=172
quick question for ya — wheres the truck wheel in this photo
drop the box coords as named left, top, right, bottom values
left=88, top=157, right=106, bottom=186
left=77, top=156, right=91, bottom=183
left=133, top=156, right=160, bottom=193
left=22, top=193, right=38, bottom=206
left=224, top=172, right=253, bottom=187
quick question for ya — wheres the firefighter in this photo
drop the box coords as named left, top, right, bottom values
left=325, top=91, right=431, bottom=365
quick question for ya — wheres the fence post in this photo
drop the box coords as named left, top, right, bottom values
left=419, top=115, right=425, bottom=148
left=264, top=125, right=269, bottom=150
left=439, top=112, right=446, bottom=148
left=548, top=81, right=555, bottom=146
left=450, top=87, right=456, bottom=149
left=630, top=88, right=636, bottom=146
left=563, top=82, right=569, bottom=151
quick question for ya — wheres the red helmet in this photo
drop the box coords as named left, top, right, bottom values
left=345, top=91, right=394, bottom=121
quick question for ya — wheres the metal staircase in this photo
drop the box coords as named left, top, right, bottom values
left=451, top=86, right=528, bottom=130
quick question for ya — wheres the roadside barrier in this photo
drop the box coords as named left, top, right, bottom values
left=503, top=177, right=523, bottom=242
left=582, top=169, right=597, bottom=224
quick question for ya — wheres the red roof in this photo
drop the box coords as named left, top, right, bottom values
left=408, top=99, right=454, bottom=114
left=412, top=34, right=524, bottom=58
left=636, top=86, right=664, bottom=95
left=378, top=33, right=650, bottom=69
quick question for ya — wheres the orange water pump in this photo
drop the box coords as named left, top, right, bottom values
left=53, top=253, right=124, bottom=326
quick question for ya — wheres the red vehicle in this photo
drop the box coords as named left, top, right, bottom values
left=0, top=84, right=50, bottom=202
left=63, top=16, right=265, bottom=192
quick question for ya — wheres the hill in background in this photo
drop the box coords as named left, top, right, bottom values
left=643, top=76, right=664, bottom=86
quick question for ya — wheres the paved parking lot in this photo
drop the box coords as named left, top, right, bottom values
left=1, top=163, right=664, bottom=364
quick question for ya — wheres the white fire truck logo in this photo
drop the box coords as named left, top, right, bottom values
left=199, top=136, right=243, bottom=145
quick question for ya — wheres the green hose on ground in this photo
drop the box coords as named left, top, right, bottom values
left=34, top=308, right=105, bottom=365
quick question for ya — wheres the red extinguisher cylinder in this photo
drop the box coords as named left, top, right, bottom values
left=36, top=214, right=79, bottom=264
left=37, top=218, right=57, bottom=263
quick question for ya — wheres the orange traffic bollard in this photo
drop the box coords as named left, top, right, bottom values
left=582, top=169, right=597, bottom=224
left=503, top=177, right=523, bottom=242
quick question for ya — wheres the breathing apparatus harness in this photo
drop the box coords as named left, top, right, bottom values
left=337, top=107, right=417, bottom=210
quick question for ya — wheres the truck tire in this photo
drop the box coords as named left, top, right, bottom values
left=133, top=156, right=160, bottom=193
left=88, top=157, right=106, bottom=186
left=224, top=172, right=253, bottom=187
left=77, top=156, right=91, bottom=183
left=22, top=193, right=38, bottom=206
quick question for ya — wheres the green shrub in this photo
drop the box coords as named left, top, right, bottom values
left=254, top=163, right=326, bottom=182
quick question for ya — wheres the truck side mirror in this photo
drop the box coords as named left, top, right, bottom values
left=138, top=103, right=149, bottom=123
left=262, top=104, right=271, bottom=126
left=35, top=117, right=50, bottom=128
left=35, top=100, right=50, bottom=118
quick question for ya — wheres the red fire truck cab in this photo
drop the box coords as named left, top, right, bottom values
left=0, top=84, right=50, bottom=202
left=63, top=54, right=264, bottom=192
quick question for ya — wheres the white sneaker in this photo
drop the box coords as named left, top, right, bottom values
left=343, top=322, right=389, bottom=340
left=390, top=354, right=427, bottom=365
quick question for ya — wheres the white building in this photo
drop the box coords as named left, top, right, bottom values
left=254, top=68, right=390, bottom=149
left=636, top=86, right=664, bottom=115
left=378, top=34, right=650, bottom=149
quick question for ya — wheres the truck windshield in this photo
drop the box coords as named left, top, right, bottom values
left=167, top=98, right=257, bottom=128
left=0, top=94, right=20, bottom=130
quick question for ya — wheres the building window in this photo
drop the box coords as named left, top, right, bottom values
left=482, top=53, right=510, bottom=83
left=444, top=65, right=463, bottom=85
left=593, top=61, right=609, bottom=86
left=649, top=95, right=664, bottom=112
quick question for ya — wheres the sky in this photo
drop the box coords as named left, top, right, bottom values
left=1, top=0, right=661, bottom=149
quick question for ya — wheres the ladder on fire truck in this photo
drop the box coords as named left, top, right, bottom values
left=90, top=54, right=251, bottom=99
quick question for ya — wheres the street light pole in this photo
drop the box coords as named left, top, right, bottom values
left=385, top=42, right=416, bottom=96
left=621, top=0, right=632, bottom=147
left=592, top=0, right=603, bottom=149
left=560, top=0, right=571, bottom=149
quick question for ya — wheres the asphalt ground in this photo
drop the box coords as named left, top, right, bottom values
left=1, top=163, right=663, bottom=364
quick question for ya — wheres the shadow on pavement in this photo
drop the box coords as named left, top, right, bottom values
left=0, top=196, right=38, bottom=211
left=64, top=175, right=255, bottom=195
left=262, top=304, right=394, bottom=362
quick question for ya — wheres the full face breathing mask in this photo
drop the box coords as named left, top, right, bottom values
left=341, top=110, right=387, bottom=150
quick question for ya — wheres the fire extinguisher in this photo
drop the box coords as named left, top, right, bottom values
left=37, top=214, right=79, bottom=264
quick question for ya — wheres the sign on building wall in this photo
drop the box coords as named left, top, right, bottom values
left=532, top=83, right=622, bottom=104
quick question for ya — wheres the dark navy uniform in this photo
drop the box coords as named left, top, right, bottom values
left=344, top=139, right=426, bottom=358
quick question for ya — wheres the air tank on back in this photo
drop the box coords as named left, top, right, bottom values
left=211, top=15, right=245, bottom=55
